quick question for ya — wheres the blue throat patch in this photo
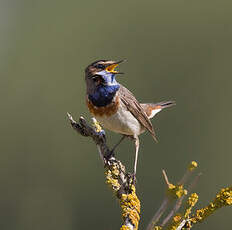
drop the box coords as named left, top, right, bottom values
left=88, top=84, right=120, bottom=107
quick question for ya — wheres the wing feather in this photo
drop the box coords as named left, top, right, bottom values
left=118, top=85, right=157, bottom=142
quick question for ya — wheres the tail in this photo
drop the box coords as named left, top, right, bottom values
left=141, top=101, right=176, bottom=119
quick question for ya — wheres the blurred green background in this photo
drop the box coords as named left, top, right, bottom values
left=1, top=0, right=232, bottom=229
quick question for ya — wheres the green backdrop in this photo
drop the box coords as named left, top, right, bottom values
left=0, top=0, right=231, bottom=229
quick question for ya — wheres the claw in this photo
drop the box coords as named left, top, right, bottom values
left=132, top=174, right=137, bottom=185
left=129, top=173, right=137, bottom=185
left=105, top=149, right=115, bottom=160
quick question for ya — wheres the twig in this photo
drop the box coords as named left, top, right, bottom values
left=161, top=173, right=202, bottom=227
left=189, top=186, right=232, bottom=226
left=176, top=219, right=188, bottom=230
left=146, top=197, right=170, bottom=230
left=162, top=169, right=170, bottom=186
left=146, top=170, right=173, bottom=230
left=146, top=162, right=198, bottom=230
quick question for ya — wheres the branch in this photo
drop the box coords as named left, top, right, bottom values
left=146, top=162, right=198, bottom=230
left=162, top=182, right=231, bottom=230
left=160, top=173, right=202, bottom=228
left=146, top=170, right=174, bottom=230
left=67, top=113, right=232, bottom=230
left=67, top=113, right=140, bottom=230
left=190, top=186, right=232, bottom=225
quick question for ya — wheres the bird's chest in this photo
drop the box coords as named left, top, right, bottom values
left=87, top=94, right=120, bottom=117
left=87, top=84, right=120, bottom=116
left=87, top=85, right=143, bottom=135
left=88, top=98, right=143, bottom=136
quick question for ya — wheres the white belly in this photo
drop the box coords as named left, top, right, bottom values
left=95, top=104, right=144, bottom=136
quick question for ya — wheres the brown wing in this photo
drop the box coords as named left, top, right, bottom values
left=118, top=85, right=157, bottom=142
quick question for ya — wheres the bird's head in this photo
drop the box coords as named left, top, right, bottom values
left=85, top=60, right=125, bottom=91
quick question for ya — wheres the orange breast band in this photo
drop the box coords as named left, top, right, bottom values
left=86, top=95, right=119, bottom=117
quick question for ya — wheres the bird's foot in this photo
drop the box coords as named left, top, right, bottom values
left=103, top=149, right=115, bottom=167
left=128, top=173, right=137, bottom=185
left=132, top=173, right=137, bottom=185
left=105, top=149, right=115, bottom=160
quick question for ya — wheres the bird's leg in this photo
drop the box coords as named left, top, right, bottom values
left=110, top=135, right=126, bottom=155
left=132, top=136, right=140, bottom=184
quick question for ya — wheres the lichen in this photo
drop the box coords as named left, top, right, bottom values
left=190, top=187, right=232, bottom=224
left=120, top=185, right=140, bottom=230
left=188, top=161, right=198, bottom=171
left=104, top=153, right=140, bottom=230
left=184, top=193, right=199, bottom=218
left=167, top=184, right=187, bottom=199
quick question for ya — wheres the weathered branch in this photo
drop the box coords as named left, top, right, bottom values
left=160, top=173, right=202, bottom=228
left=67, top=113, right=140, bottom=230
left=67, top=113, right=232, bottom=230
left=146, top=170, right=174, bottom=230
left=146, top=162, right=198, bottom=230
left=166, top=186, right=232, bottom=230
left=189, top=186, right=232, bottom=225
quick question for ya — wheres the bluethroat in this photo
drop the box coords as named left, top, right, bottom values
left=85, top=60, right=175, bottom=177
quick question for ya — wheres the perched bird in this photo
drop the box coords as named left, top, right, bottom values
left=85, top=59, right=175, bottom=177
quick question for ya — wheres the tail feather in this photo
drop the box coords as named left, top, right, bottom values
left=152, top=101, right=176, bottom=109
left=141, top=100, right=176, bottom=119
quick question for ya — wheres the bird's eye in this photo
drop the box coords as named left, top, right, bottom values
left=96, top=64, right=105, bottom=69
left=92, top=75, right=102, bottom=82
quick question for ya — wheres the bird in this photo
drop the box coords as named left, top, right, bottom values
left=85, top=59, right=175, bottom=178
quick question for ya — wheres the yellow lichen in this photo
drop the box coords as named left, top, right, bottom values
left=167, top=184, right=187, bottom=199
left=105, top=158, right=140, bottom=230
left=184, top=193, right=199, bottom=218
left=187, top=193, right=198, bottom=207
left=120, top=226, right=131, bottom=230
left=164, top=213, right=183, bottom=230
left=111, top=165, right=120, bottom=176
left=92, top=118, right=102, bottom=133
left=120, top=185, right=140, bottom=230
left=105, top=167, right=121, bottom=192
left=173, top=214, right=182, bottom=223
left=188, top=161, right=198, bottom=171
left=190, top=187, right=232, bottom=224
left=166, top=194, right=198, bottom=230
left=153, top=226, right=162, bottom=230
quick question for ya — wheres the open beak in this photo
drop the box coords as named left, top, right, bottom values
left=105, top=59, right=126, bottom=74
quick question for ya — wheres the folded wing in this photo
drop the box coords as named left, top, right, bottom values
left=119, top=85, right=157, bottom=142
